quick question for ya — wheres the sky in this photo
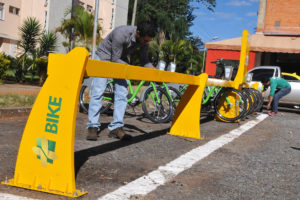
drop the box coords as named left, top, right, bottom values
left=190, top=0, right=259, bottom=44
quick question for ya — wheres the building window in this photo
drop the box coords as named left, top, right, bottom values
left=44, top=0, right=48, bottom=6
left=274, top=21, right=280, bottom=27
left=112, top=0, right=115, bottom=5
left=9, top=6, right=20, bottom=15
left=86, top=5, right=92, bottom=13
left=110, top=8, right=115, bottom=28
left=0, top=3, right=4, bottom=20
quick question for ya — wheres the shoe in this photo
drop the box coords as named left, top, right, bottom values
left=268, top=111, right=277, bottom=116
left=86, top=127, right=98, bottom=141
left=108, top=127, right=132, bottom=140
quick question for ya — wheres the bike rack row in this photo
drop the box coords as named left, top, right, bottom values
left=2, top=30, right=251, bottom=197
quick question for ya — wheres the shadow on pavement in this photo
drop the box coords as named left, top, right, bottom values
left=278, top=107, right=300, bottom=114
left=74, top=127, right=169, bottom=177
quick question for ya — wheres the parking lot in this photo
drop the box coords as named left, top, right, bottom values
left=0, top=107, right=299, bottom=200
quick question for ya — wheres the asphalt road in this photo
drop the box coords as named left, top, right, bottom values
left=0, top=107, right=299, bottom=200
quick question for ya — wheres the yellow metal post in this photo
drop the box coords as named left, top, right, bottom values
left=169, top=73, right=208, bottom=139
left=212, top=30, right=251, bottom=122
left=233, top=30, right=251, bottom=88
left=2, top=48, right=89, bottom=197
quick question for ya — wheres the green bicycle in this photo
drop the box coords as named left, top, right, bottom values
left=79, top=79, right=176, bottom=123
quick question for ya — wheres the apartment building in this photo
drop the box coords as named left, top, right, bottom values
left=0, top=0, right=129, bottom=56
left=205, top=0, right=300, bottom=76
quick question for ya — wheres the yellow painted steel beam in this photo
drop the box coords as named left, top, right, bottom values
left=206, top=78, right=235, bottom=87
left=206, top=30, right=251, bottom=89
left=210, top=30, right=251, bottom=122
left=2, top=48, right=89, bottom=197
left=86, top=59, right=201, bottom=85
left=1, top=30, right=250, bottom=198
left=233, top=30, right=251, bottom=88
left=169, top=73, right=208, bottom=139
left=2, top=46, right=208, bottom=197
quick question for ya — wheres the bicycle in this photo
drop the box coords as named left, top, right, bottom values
left=201, top=85, right=248, bottom=122
left=79, top=78, right=174, bottom=123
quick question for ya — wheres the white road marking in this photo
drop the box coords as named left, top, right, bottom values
left=0, top=114, right=268, bottom=200
left=0, top=193, right=39, bottom=200
left=98, top=114, right=268, bottom=200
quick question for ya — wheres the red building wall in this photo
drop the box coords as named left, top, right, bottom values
left=205, top=49, right=256, bottom=76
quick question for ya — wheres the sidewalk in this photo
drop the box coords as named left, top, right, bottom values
left=0, top=83, right=41, bottom=95
left=0, top=83, right=41, bottom=119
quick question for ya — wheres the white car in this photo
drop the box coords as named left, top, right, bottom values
left=248, top=66, right=300, bottom=106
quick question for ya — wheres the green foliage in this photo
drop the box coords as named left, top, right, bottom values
left=17, top=17, right=57, bottom=84
left=0, top=94, right=37, bottom=107
left=148, top=38, right=203, bottom=74
left=38, top=32, right=57, bottom=57
left=19, top=17, right=41, bottom=55
left=56, top=6, right=102, bottom=52
left=35, top=58, right=48, bottom=85
left=127, top=0, right=215, bottom=74
left=131, top=0, right=215, bottom=43
left=0, top=54, right=11, bottom=81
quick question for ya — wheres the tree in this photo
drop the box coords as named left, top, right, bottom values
left=56, top=6, right=102, bottom=52
left=19, top=17, right=41, bottom=56
left=17, top=17, right=41, bottom=81
left=18, top=17, right=57, bottom=84
left=130, top=0, right=216, bottom=44
left=35, top=32, right=57, bottom=85
left=128, top=0, right=215, bottom=74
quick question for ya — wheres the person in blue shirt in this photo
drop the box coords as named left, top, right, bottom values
left=86, top=21, right=157, bottom=141
left=261, top=77, right=291, bottom=116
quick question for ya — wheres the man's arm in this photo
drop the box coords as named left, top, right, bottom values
left=139, top=45, right=154, bottom=68
left=267, top=96, right=273, bottom=110
left=110, top=30, right=128, bottom=64
left=267, top=80, right=276, bottom=110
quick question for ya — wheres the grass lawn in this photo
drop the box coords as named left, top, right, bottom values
left=0, top=94, right=37, bottom=108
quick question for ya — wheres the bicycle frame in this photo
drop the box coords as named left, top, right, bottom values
left=103, top=79, right=162, bottom=104
left=202, top=86, right=232, bottom=107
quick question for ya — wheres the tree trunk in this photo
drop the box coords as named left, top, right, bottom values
left=159, top=31, right=165, bottom=46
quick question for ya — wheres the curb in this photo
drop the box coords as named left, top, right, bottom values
left=0, top=107, right=32, bottom=119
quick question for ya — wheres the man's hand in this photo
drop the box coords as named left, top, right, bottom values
left=267, top=104, right=271, bottom=110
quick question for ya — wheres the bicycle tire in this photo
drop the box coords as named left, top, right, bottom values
left=79, top=84, right=113, bottom=114
left=246, top=88, right=259, bottom=114
left=241, top=88, right=254, bottom=118
left=250, top=88, right=263, bottom=112
left=142, top=86, right=173, bottom=123
left=214, top=88, right=247, bottom=122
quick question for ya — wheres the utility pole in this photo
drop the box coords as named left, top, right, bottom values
left=92, top=0, right=100, bottom=59
left=70, top=0, right=76, bottom=50
left=202, top=49, right=206, bottom=73
left=131, top=0, right=138, bottom=26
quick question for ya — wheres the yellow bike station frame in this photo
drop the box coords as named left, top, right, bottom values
left=2, top=30, right=251, bottom=197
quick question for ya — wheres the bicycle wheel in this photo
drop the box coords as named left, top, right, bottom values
left=214, top=88, right=247, bottom=122
left=142, top=87, right=173, bottom=123
left=250, top=88, right=263, bottom=112
left=241, top=88, right=254, bottom=118
left=246, top=88, right=259, bottom=114
left=79, top=83, right=113, bottom=114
